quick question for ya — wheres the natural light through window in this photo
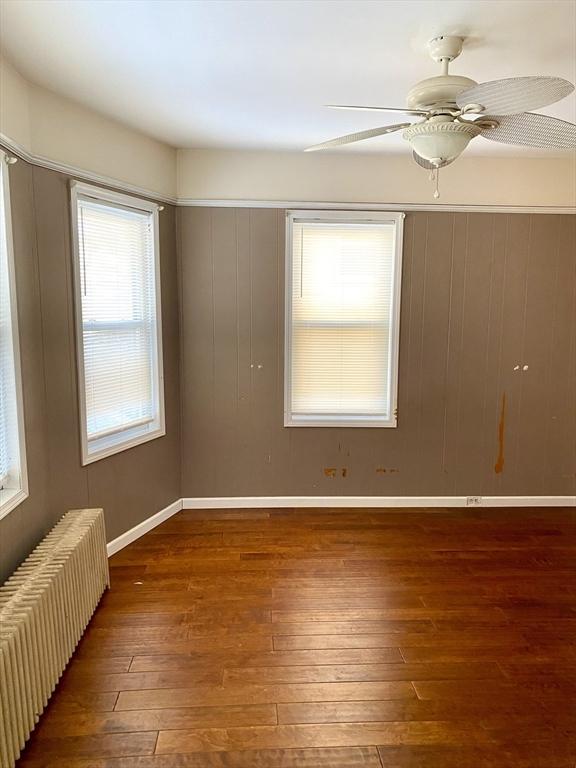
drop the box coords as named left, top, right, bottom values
left=0, top=153, right=28, bottom=518
left=71, top=182, right=165, bottom=464
left=285, top=211, right=404, bottom=427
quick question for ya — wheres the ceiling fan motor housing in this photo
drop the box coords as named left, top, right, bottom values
left=406, top=75, right=478, bottom=111
left=403, top=115, right=482, bottom=164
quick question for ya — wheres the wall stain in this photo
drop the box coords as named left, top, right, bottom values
left=324, top=467, right=348, bottom=478
left=376, top=467, right=399, bottom=474
left=494, top=393, right=506, bottom=474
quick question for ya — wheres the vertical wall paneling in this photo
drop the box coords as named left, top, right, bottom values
left=179, top=207, right=576, bottom=499
left=453, top=214, right=496, bottom=494
left=542, top=216, right=576, bottom=494
left=33, top=166, right=90, bottom=513
left=0, top=161, right=50, bottom=581
left=180, top=208, right=215, bottom=496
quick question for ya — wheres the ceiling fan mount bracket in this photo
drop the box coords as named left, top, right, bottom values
left=428, top=35, right=464, bottom=64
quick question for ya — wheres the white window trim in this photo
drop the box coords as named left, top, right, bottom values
left=284, top=209, right=404, bottom=429
left=0, top=152, right=29, bottom=520
left=70, top=181, right=165, bottom=465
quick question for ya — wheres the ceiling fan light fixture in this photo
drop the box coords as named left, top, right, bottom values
left=403, top=119, right=482, bottom=164
left=311, top=35, right=576, bottom=195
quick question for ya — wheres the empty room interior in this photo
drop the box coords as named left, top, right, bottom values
left=0, top=0, right=575, bottom=766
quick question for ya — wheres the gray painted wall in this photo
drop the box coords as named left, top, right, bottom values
left=178, top=207, right=576, bottom=499
left=0, top=160, right=180, bottom=583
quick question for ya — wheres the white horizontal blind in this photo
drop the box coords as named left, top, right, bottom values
left=286, top=213, right=403, bottom=427
left=0, top=162, right=16, bottom=489
left=0, top=155, right=27, bottom=516
left=73, top=186, right=164, bottom=462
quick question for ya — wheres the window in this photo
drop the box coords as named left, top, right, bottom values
left=0, top=152, right=28, bottom=518
left=284, top=210, right=404, bottom=428
left=70, top=182, right=165, bottom=464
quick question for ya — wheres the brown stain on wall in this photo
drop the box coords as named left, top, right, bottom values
left=324, top=467, right=348, bottom=478
left=494, top=393, right=507, bottom=474
left=376, top=468, right=399, bottom=474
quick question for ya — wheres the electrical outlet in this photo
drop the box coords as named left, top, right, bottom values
left=466, top=496, right=482, bottom=506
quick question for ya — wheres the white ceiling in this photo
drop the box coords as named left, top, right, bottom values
left=1, top=0, right=575, bottom=156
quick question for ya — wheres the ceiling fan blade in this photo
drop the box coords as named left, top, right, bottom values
left=327, top=104, right=428, bottom=117
left=457, top=76, right=574, bottom=116
left=412, top=152, right=455, bottom=170
left=305, top=123, right=412, bottom=152
left=480, top=112, right=576, bottom=149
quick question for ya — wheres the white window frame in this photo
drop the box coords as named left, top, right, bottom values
left=70, top=181, right=165, bottom=465
left=284, top=210, right=404, bottom=428
left=0, top=152, right=28, bottom=519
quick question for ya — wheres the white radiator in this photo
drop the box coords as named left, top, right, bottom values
left=0, top=508, right=109, bottom=768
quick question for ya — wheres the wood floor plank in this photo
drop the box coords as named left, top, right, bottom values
left=61, top=668, right=223, bottom=692
left=270, top=607, right=507, bottom=623
left=19, top=731, right=157, bottom=760
left=399, top=645, right=570, bottom=663
left=76, top=633, right=274, bottom=658
left=276, top=699, right=550, bottom=725
left=129, top=647, right=404, bottom=672
left=41, top=691, right=120, bottom=714
left=154, top=721, right=494, bottom=754
left=377, top=745, right=576, bottom=768
left=32, top=704, right=278, bottom=737
left=223, top=661, right=503, bottom=685
left=269, top=619, right=435, bottom=635
left=67, top=657, right=133, bottom=674
left=115, top=681, right=417, bottom=710
left=412, top=678, right=576, bottom=703
left=273, top=634, right=433, bottom=650
left=18, top=747, right=384, bottom=768
left=86, top=612, right=191, bottom=629
left=83, top=626, right=191, bottom=642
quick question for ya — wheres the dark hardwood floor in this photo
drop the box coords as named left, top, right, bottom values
left=17, top=507, right=576, bottom=767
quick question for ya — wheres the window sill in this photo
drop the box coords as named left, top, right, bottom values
left=0, top=487, right=29, bottom=521
left=82, top=424, right=166, bottom=465
left=285, top=416, right=397, bottom=428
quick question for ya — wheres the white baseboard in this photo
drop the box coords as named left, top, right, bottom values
left=480, top=496, right=575, bottom=507
left=106, top=495, right=575, bottom=556
left=106, top=498, right=182, bottom=557
left=181, top=495, right=576, bottom=509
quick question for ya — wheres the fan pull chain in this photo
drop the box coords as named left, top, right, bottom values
left=428, top=167, right=441, bottom=199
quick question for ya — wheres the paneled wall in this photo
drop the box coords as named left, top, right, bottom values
left=0, top=160, right=180, bottom=582
left=178, top=207, right=575, bottom=498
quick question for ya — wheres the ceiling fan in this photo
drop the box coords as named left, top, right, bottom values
left=306, top=36, right=576, bottom=196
